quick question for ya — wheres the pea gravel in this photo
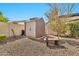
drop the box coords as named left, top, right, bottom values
left=0, top=38, right=79, bottom=56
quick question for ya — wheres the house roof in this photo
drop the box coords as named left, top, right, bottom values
left=59, top=13, right=79, bottom=18
left=69, top=13, right=79, bottom=17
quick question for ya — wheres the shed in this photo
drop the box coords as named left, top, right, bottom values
left=26, top=18, right=45, bottom=38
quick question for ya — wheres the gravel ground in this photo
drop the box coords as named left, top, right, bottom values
left=0, top=38, right=79, bottom=56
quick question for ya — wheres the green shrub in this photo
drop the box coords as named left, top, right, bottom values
left=68, top=21, right=79, bottom=38
left=0, top=34, right=7, bottom=41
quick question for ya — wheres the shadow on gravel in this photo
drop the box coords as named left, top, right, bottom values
left=47, top=44, right=66, bottom=49
left=48, top=45, right=66, bottom=49
left=66, top=40, right=79, bottom=48
left=46, top=40, right=66, bottom=49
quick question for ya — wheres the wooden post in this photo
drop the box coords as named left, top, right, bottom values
left=24, top=22, right=26, bottom=36
left=45, top=35, right=49, bottom=46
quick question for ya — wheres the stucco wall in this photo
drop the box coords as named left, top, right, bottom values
left=66, top=16, right=79, bottom=22
left=0, top=22, right=9, bottom=37
left=9, top=23, right=24, bottom=36
left=0, top=22, right=24, bottom=37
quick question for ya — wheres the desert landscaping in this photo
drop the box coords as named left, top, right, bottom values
left=0, top=36, right=79, bottom=56
left=1, top=3, right=79, bottom=56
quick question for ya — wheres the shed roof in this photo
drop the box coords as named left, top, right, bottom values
left=11, top=17, right=45, bottom=23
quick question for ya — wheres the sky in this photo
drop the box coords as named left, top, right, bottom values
left=0, top=3, right=79, bottom=22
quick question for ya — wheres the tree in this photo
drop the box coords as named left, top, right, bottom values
left=45, top=3, right=74, bottom=46
left=0, top=11, right=8, bottom=22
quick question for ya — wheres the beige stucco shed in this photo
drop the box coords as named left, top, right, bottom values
left=26, top=18, right=45, bottom=38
